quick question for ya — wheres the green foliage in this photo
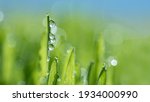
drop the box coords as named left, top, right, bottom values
left=1, top=13, right=149, bottom=85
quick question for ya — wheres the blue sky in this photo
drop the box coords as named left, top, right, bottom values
left=0, top=0, right=150, bottom=23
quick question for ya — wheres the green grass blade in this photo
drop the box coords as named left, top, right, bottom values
left=87, top=62, right=96, bottom=85
left=94, top=34, right=105, bottom=84
left=59, top=47, right=75, bottom=85
left=75, top=63, right=81, bottom=84
left=38, top=15, right=50, bottom=84
left=97, top=64, right=107, bottom=85
left=48, top=57, right=58, bottom=85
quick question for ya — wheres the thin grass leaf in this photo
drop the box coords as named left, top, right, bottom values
left=59, top=47, right=75, bottom=85
left=97, top=64, right=107, bottom=85
left=87, top=62, right=96, bottom=85
left=48, top=57, right=58, bottom=85
left=38, top=15, right=50, bottom=84
left=75, top=63, right=81, bottom=84
left=106, top=67, right=114, bottom=85
left=95, top=34, right=105, bottom=79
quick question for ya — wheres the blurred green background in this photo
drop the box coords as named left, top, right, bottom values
left=0, top=0, right=150, bottom=84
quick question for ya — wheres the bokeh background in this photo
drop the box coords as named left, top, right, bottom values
left=0, top=0, right=150, bottom=84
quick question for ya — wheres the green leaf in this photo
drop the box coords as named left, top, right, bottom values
left=97, top=64, right=107, bottom=85
left=87, top=62, right=96, bottom=85
left=59, top=47, right=75, bottom=85
left=38, top=15, right=50, bottom=84
left=48, top=57, right=58, bottom=85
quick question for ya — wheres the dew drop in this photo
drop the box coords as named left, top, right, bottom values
left=48, top=38, right=56, bottom=44
left=107, top=56, right=118, bottom=67
left=49, top=20, right=57, bottom=34
left=55, top=57, right=58, bottom=63
left=48, top=44, right=54, bottom=51
left=111, top=59, right=118, bottom=66
left=49, top=33, right=55, bottom=39
left=49, top=20, right=56, bottom=27
left=81, top=68, right=88, bottom=85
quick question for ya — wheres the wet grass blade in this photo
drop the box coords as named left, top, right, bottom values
left=97, top=64, right=107, bottom=85
left=59, top=47, right=75, bottom=84
left=87, top=62, right=96, bottom=85
left=75, top=64, right=81, bottom=84
left=38, top=15, right=50, bottom=84
left=48, top=57, right=58, bottom=85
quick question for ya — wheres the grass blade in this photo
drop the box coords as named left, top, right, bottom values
left=59, top=47, right=75, bottom=84
left=97, top=64, right=107, bottom=85
left=87, top=62, right=96, bottom=85
left=48, top=57, right=58, bottom=85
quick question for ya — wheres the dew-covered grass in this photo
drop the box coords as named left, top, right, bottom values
left=0, top=13, right=150, bottom=85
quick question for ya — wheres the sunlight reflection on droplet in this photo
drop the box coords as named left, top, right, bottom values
left=49, top=20, right=57, bottom=34
left=107, top=56, right=118, bottom=67
left=111, top=59, right=118, bottom=66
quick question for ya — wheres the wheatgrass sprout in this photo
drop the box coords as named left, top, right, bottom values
left=58, top=47, right=76, bottom=85
left=39, top=15, right=57, bottom=84
left=48, top=57, right=58, bottom=85
left=97, top=64, right=107, bottom=85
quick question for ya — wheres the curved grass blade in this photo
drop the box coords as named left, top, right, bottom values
left=87, top=62, right=96, bottom=85
left=75, top=64, right=81, bottom=84
left=95, top=34, right=105, bottom=79
left=38, top=15, right=50, bottom=84
left=48, top=57, right=58, bottom=85
left=59, top=47, right=75, bottom=85
left=97, top=64, right=107, bottom=85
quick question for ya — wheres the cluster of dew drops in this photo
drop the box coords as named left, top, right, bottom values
left=47, top=19, right=57, bottom=62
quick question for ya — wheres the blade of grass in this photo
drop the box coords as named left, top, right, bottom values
left=87, top=62, right=96, bottom=85
left=48, top=57, right=58, bottom=85
left=95, top=34, right=105, bottom=84
left=59, top=47, right=75, bottom=85
left=38, top=15, right=50, bottom=84
left=97, top=64, right=107, bottom=85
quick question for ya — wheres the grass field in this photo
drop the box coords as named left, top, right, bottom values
left=0, top=12, right=150, bottom=85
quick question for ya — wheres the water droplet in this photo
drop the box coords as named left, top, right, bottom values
left=55, top=57, right=58, bottom=63
left=81, top=68, right=88, bottom=85
left=49, top=20, right=56, bottom=27
left=49, top=20, right=57, bottom=34
left=107, top=56, right=118, bottom=67
left=48, top=38, right=56, bottom=44
left=111, top=59, right=118, bottom=66
left=0, top=11, right=4, bottom=22
left=49, top=33, right=55, bottom=39
left=48, top=50, right=51, bottom=57
left=48, top=44, right=54, bottom=51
